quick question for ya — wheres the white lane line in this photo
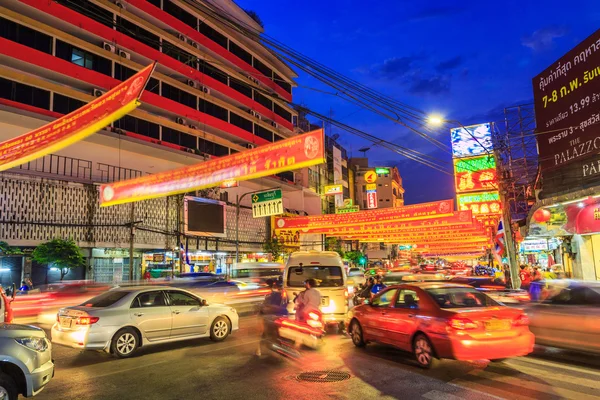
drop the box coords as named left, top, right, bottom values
left=512, top=356, right=600, bottom=377
left=422, top=390, right=465, bottom=400
left=493, top=361, right=600, bottom=391
left=448, top=379, right=534, bottom=400
left=446, top=382, right=506, bottom=400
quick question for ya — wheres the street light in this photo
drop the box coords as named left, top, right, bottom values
left=427, top=115, right=444, bottom=126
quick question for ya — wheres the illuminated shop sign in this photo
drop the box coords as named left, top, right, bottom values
left=457, top=191, right=501, bottom=215
left=450, top=123, right=493, bottom=158
left=454, top=155, right=497, bottom=193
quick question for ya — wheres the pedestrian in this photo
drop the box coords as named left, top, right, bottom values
left=19, top=280, right=30, bottom=292
left=371, top=275, right=386, bottom=297
left=503, top=264, right=511, bottom=288
left=144, top=269, right=151, bottom=282
left=519, top=265, right=531, bottom=290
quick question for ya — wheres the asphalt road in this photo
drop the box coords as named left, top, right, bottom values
left=32, top=317, right=600, bottom=400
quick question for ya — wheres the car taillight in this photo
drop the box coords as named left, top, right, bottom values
left=515, top=293, right=531, bottom=302
left=513, top=314, right=529, bottom=326
left=76, top=316, right=99, bottom=325
left=56, top=314, right=60, bottom=323
left=344, top=289, right=349, bottom=298
left=448, top=317, right=479, bottom=330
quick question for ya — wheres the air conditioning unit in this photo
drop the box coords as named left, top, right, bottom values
left=177, top=33, right=186, bottom=42
left=114, top=1, right=126, bottom=9
left=248, top=110, right=258, bottom=117
left=118, top=49, right=131, bottom=60
left=187, top=79, right=198, bottom=89
left=270, top=121, right=278, bottom=128
left=191, top=41, right=199, bottom=49
left=115, top=128, right=125, bottom=135
left=103, top=42, right=116, bottom=53
left=200, top=86, right=210, bottom=94
left=93, top=88, right=104, bottom=97
left=176, top=117, right=186, bottom=125
left=246, top=143, right=256, bottom=149
left=189, top=124, right=198, bottom=130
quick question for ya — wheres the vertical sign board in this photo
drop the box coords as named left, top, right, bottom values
left=454, top=156, right=497, bottom=193
left=252, top=189, right=283, bottom=218
left=366, top=191, right=378, bottom=209
left=332, top=146, right=344, bottom=207
left=532, top=28, right=600, bottom=197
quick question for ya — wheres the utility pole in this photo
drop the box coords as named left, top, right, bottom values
left=128, top=202, right=135, bottom=281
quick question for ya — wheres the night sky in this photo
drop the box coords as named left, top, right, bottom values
left=236, top=0, right=598, bottom=204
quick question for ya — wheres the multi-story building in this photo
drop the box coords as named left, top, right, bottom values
left=0, top=0, right=320, bottom=284
left=350, top=158, right=404, bottom=210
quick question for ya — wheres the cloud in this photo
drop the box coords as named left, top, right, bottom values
left=377, top=56, right=424, bottom=80
left=436, top=56, right=464, bottom=72
left=522, top=26, right=568, bottom=51
left=409, top=76, right=451, bottom=95
left=408, top=6, right=466, bottom=22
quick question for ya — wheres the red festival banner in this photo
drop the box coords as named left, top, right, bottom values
left=274, top=199, right=454, bottom=230
left=0, top=63, right=156, bottom=171
left=100, top=129, right=326, bottom=206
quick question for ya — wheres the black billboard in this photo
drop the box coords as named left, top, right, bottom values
left=184, top=197, right=227, bottom=237
left=533, top=29, right=600, bottom=197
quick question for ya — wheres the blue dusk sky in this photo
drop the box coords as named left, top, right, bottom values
left=236, top=0, right=599, bottom=204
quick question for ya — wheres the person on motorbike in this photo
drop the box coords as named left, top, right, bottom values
left=370, top=275, right=386, bottom=297
left=295, top=278, right=321, bottom=323
left=358, top=276, right=374, bottom=299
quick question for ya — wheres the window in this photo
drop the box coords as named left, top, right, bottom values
left=198, top=22, right=227, bottom=48
left=131, top=291, right=168, bottom=308
left=55, top=40, right=112, bottom=76
left=180, top=131, right=198, bottom=149
left=53, top=93, right=85, bottom=114
left=167, top=291, right=201, bottom=306
left=254, top=91, right=273, bottom=110
left=372, top=289, right=398, bottom=307
left=147, top=0, right=161, bottom=7
left=198, top=98, right=228, bottom=122
left=254, top=124, right=273, bottom=142
left=395, top=290, right=419, bottom=309
left=198, top=60, right=228, bottom=85
left=0, top=77, right=51, bottom=110
left=386, top=199, right=390, bottom=202
left=229, top=41, right=252, bottom=64
left=199, top=139, right=229, bottom=156
left=274, top=103, right=292, bottom=122
left=56, top=0, right=114, bottom=28
left=253, top=58, right=272, bottom=79
left=163, top=1, right=197, bottom=29
left=114, top=63, right=160, bottom=94
left=162, top=40, right=196, bottom=66
left=229, top=79, right=252, bottom=98
left=286, top=266, right=343, bottom=288
left=116, top=16, right=160, bottom=50
left=161, top=83, right=197, bottom=109
left=274, top=72, right=292, bottom=94
left=229, top=113, right=253, bottom=133
left=274, top=134, right=284, bottom=142
left=426, top=287, right=499, bottom=308
left=0, top=17, right=53, bottom=54
left=113, top=115, right=160, bottom=140
left=161, top=126, right=184, bottom=146
left=81, top=291, right=129, bottom=307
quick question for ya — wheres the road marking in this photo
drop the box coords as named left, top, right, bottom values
left=446, top=382, right=506, bottom=400
left=422, top=390, right=465, bottom=400
left=495, top=361, right=600, bottom=390
left=448, top=378, right=536, bottom=400
left=515, top=356, right=600, bottom=377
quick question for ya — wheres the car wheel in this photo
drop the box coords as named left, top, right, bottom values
left=350, top=320, right=366, bottom=347
left=210, top=317, right=230, bottom=342
left=111, top=328, right=139, bottom=358
left=413, top=334, right=436, bottom=369
left=0, top=372, right=18, bottom=400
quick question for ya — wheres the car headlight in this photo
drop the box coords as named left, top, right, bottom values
left=15, top=337, right=48, bottom=352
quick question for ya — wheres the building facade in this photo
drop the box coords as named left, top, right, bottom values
left=350, top=158, right=404, bottom=210
left=0, top=0, right=317, bottom=283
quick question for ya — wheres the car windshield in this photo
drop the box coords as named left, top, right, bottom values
left=426, top=287, right=499, bottom=308
left=81, top=291, right=129, bottom=307
left=287, top=266, right=344, bottom=287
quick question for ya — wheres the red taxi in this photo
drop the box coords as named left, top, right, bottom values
left=346, top=282, right=534, bottom=368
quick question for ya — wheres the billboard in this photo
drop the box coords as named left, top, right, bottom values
left=450, top=123, right=493, bottom=158
left=324, top=184, right=343, bottom=195
left=366, top=191, right=378, bottom=209
left=0, top=63, right=155, bottom=171
left=457, top=191, right=502, bottom=215
left=184, top=197, right=226, bottom=237
left=332, top=146, right=343, bottom=207
left=533, top=28, right=600, bottom=173
left=454, top=155, right=497, bottom=193
left=100, top=129, right=325, bottom=206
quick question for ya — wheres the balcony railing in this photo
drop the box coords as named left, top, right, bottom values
left=15, top=154, right=92, bottom=181
left=97, top=163, right=144, bottom=183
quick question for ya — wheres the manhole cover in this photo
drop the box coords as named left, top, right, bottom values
left=296, top=370, right=351, bottom=383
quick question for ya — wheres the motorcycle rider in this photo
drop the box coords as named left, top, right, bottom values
left=295, top=278, right=321, bottom=322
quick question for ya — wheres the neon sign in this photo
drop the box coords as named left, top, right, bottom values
left=457, top=191, right=501, bottom=215
left=454, top=155, right=497, bottom=193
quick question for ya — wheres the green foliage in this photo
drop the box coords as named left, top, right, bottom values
left=0, top=241, right=22, bottom=256
left=32, top=239, right=85, bottom=280
left=344, top=250, right=366, bottom=266
left=263, top=238, right=283, bottom=261
left=325, top=237, right=345, bottom=258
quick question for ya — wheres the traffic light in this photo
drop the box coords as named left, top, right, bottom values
left=358, top=256, right=366, bottom=266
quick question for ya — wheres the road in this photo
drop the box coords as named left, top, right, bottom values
left=33, top=316, right=600, bottom=400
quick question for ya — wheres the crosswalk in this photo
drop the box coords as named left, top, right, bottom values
left=442, top=356, right=600, bottom=400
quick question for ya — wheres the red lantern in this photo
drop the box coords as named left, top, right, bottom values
left=533, top=208, right=551, bottom=223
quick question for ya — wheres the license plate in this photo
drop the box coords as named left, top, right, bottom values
left=60, top=318, right=72, bottom=329
left=485, top=319, right=510, bottom=331
left=321, top=297, right=330, bottom=306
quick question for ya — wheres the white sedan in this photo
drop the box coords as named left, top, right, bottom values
left=51, top=286, right=238, bottom=358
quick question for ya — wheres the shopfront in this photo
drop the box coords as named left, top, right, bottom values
left=526, top=189, right=600, bottom=280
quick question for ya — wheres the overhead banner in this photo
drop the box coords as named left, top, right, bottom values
left=454, top=155, right=497, bottom=193
left=274, top=199, right=453, bottom=230
left=0, top=63, right=156, bottom=171
left=100, top=129, right=326, bottom=206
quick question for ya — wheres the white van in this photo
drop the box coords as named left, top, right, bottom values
left=283, top=251, right=348, bottom=326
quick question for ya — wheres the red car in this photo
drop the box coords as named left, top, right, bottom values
left=346, top=282, right=534, bottom=368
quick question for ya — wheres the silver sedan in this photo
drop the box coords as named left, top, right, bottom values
left=51, top=286, right=239, bottom=358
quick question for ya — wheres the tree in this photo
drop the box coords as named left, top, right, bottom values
left=32, top=239, right=85, bottom=281
left=0, top=241, right=22, bottom=256
left=344, top=250, right=366, bottom=267
left=325, top=237, right=345, bottom=258
left=263, top=237, right=283, bottom=261
left=244, top=9, right=264, bottom=28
